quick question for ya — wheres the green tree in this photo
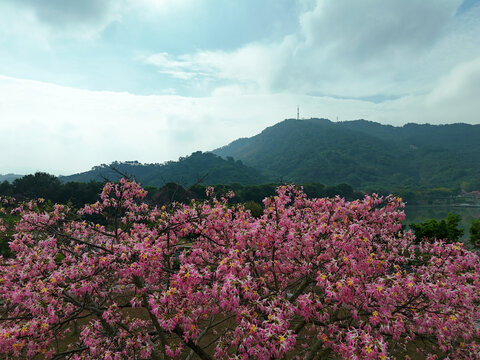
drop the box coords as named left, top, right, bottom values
left=0, top=181, right=13, bottom=196
left=469, top=219, right=480, bottom=248
left=410, top=213, right=463, bottom=243
left=243, top=200, right=263, bottom=218
left=12, top=172, right=61, bottom=201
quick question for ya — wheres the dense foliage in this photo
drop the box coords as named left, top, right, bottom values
left=0, top=173, right=103, bottom=209
left=60, top=152, right=268, bottom=186
left=213, top=118, right=480, bottom=190
left=409, top=213, right=464, bottom=244
left=0, top=180, right=479, bottom=359
left=470, top=219, right=480, bottom=247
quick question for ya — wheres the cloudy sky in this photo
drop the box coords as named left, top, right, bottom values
left=1, top=0, right=480, bottom=175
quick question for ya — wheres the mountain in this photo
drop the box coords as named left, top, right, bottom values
left=336, top=120, right=480, bottom=154
left=213, top=118, right=480, bottom=190
left=0, top=174, right=23, bottom=183
left=59, top=151, right=267, bottom=187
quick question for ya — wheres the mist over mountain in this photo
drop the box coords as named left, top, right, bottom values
left=213, top=118, right=480, bottom=190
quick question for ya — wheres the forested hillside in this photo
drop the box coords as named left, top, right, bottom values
left=213, top=118, right=480, bottom=190
left=60, top=151, right=268, bottom=187
left=6, top=119, right=479, bottom=197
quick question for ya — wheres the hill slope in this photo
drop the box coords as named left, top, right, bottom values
left=60, top=151, right=268, bottom=187
left=213, top=118, right=480, bottom=190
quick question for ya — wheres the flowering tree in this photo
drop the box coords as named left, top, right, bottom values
left=0, top=179, right=479, bottom=359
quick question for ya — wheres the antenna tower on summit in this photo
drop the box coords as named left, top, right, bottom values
left=297, top=105, right=299, bottom=120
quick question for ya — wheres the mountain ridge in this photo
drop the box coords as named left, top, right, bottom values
left=0, top=174, right=23, bottom=183
left=16, top=118, right=478, bottom=192
left=213, top=118, right=480, bottom=190
left=59, top=151, right=268, bottom=187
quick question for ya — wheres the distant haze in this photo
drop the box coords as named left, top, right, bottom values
left=1, top=0, right=479, bottom=175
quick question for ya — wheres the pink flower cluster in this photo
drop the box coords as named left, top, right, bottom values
left=0, top=180, right=479, bottom=359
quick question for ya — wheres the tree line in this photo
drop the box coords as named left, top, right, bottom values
left=0, top=172, right=359, bottom=209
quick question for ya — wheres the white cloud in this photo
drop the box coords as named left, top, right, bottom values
left=20, top=0, right=122, bottom=28
left=0, top=76, right=291, bottom=175
left=145, top=0, right=480, bottom=99
left=0, top=0, right=199, bottom=40
left=145, top=52, right=218, bottom=80
left=299, top=0, right=460, bottom=58
left=425, top=57, right=480, bottom=122
left=145, top=44, right=279, bottom=92
left=276, top=0, right=475, bottom=97
left=132, top=0, right=201, bottom=15
left=0, top=0, right=125, bottom=40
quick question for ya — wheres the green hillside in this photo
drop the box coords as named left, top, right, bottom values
left=59, top=151, right=267, bottom=187
left=337, top=120, right=480, bottom=154
left=213, top=118, right=480, bottom=190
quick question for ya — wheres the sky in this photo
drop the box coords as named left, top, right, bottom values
left=1, top=0, right=480, bottom=175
